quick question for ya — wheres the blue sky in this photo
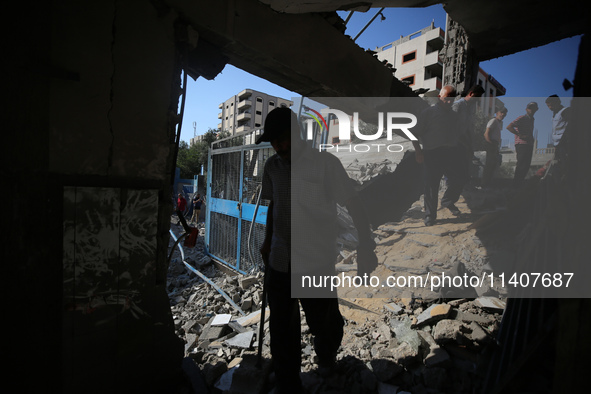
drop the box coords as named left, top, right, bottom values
left=182, top=4, right=581, bottom=147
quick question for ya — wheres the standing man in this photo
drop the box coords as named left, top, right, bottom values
left=507, top=102, right=538, bottom=186
left=545, top=95, right=569, bottom=147
left=482, top=107, right=508, bottom=187
left=412, top=85, right=465, bottom=226
left=190, top=193, right=203, bottom=224
left=453, top=85, right=485, bottom=184
left=257, top=107, right=377, bottom=393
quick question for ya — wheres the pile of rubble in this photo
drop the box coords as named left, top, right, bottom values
left=167, top=225, right=506, bottom=393
left=345, top=158, right=396, bottom=184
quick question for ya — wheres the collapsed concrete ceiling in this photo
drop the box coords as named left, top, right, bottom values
left=165, top=0, right=587, bottom=101
left=261, top=0, right=588, bottom=61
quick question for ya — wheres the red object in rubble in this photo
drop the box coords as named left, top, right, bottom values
left=184, top=228, right=198, bottom=248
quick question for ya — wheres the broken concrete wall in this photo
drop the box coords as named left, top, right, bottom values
left=441, top=15, right=480, bottom=95
left=5, top=1, right=186, bottom=392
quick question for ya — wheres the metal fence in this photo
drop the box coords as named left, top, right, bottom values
left=205, top=129, right=273, bottom=274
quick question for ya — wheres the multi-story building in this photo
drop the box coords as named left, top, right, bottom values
left=474, top=67, right=506, bottom=117
left=374, top=22, right=506, bottom=117
left=320, top=22, right=507, bottom=146
left=217, top=89, right=293, bottom=135
left=375, top=22, right=445, bottom=95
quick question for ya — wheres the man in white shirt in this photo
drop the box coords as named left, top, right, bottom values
left=545, top=95, right=569, bottom=147
left=482, top=107, right=508, bottom=187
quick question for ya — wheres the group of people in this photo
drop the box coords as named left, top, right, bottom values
left=412, top=84, right=569, bottom=226
left=484, top=94, right=569, bottom=187
left=231, top=91, right=570, bottom=393
left=411, top=84, right=483, bottom=226
left=176, top=192, right=204, bottom=225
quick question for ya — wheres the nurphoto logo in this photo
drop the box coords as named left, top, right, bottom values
left=303, top=106, right=418, bottom=153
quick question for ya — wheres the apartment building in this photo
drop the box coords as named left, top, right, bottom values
left=374, top=22, right=506, bottom=116
left=375, top=22, right=445, bottom=94
left=217, top=89, right=293, bottom=135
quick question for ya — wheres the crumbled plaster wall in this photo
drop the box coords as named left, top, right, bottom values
left=6, top=0, right=187, bottom=392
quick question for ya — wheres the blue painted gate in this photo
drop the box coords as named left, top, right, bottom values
left=205, top=130, right=274, bottom=274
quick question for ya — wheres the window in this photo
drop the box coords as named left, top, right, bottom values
left=256, top=110, right=262, bottom=115
left=256, top=97, right=263, bottom=103
left=402, top=51, right=417, bottom=64
left=401, top=75, right=415, bottom=86
left=269, top=101, right=275, bottom=107
left=332, top=136, right=340, bottom=144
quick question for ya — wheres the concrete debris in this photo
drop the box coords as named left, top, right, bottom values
left=211, top=313, right=232, bottom=326
left=167, top=185, right=509, bottom=394
left=474, top=296, right=507, bottom=312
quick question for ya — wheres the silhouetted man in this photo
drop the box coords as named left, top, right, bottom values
left=257, top=107, right=377, bottom=393
left=412, top=85, right=465, bottom=226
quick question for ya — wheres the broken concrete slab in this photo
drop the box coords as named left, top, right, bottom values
left=416, top=304, right=451, bottom=326
left=211, top=313, right=232, bottom=326
left=236, top=308, right=270, bottom=327
left=199, top=323, right=227, bottom=342
left=452, top=309, right=492, bottom=325
left=474, top=297, right=506, bottom=313
left=390, top=317, right=421, bottom=352
left=468, top=321, right=489, bottom=343
left=228, top=321, right=247, bottom=334
left=432, top=319, right=468, bottom=345
left=239, top=276, right=258, bottom=290
left=241, top=298, right=253, bottom=310
left=393, top=341, right=420, bottom=366
left=384, top=302, right=403, bottom=314
left=224, top=331, right=254, bottom=349
left=185, top=333, right=197, bottom=354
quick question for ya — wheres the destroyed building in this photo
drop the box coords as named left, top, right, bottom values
left=5, top=0, right=590, bottom=393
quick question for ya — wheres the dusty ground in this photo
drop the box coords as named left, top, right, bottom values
left=168, top=173, right=516, bottom=393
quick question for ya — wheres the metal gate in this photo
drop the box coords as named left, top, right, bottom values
left=205, top=129, right=273, bottom=274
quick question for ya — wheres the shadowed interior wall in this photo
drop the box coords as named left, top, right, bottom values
left=6, top=1, right=185, bottom=392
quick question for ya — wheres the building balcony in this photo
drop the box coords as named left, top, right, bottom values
left=425, top=27, right=444, bottom=51
left=236, top=125, right=250, bottom=133
left=424, top=51, right=442, bottom=67
left=424, top=76, right=442, bottom=92
left=217, top=122, right=222, bottom=129
left=237, top=89, right=253, bottom=100
left=237, top=99, right=252, bottom=110
left=218, top=112, right=222, bottom=119
left=236, top=112, right=251, bottom=123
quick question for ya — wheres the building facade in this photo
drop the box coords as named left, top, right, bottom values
left=321, top=22, right=507, bottom=147
left=375, top=22, right=445, bottom=95
left=217, top=88, right=293, bottom=135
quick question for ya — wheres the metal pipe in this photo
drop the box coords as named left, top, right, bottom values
left=343, top=11, right=354, bottom=25
left=353, top=7, right=385, bottom=42
left=169, top=229, right=246, bottom=316
left=182, top=260, right=246, bottom=316
left=248, top=185, right=263, bottom=272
